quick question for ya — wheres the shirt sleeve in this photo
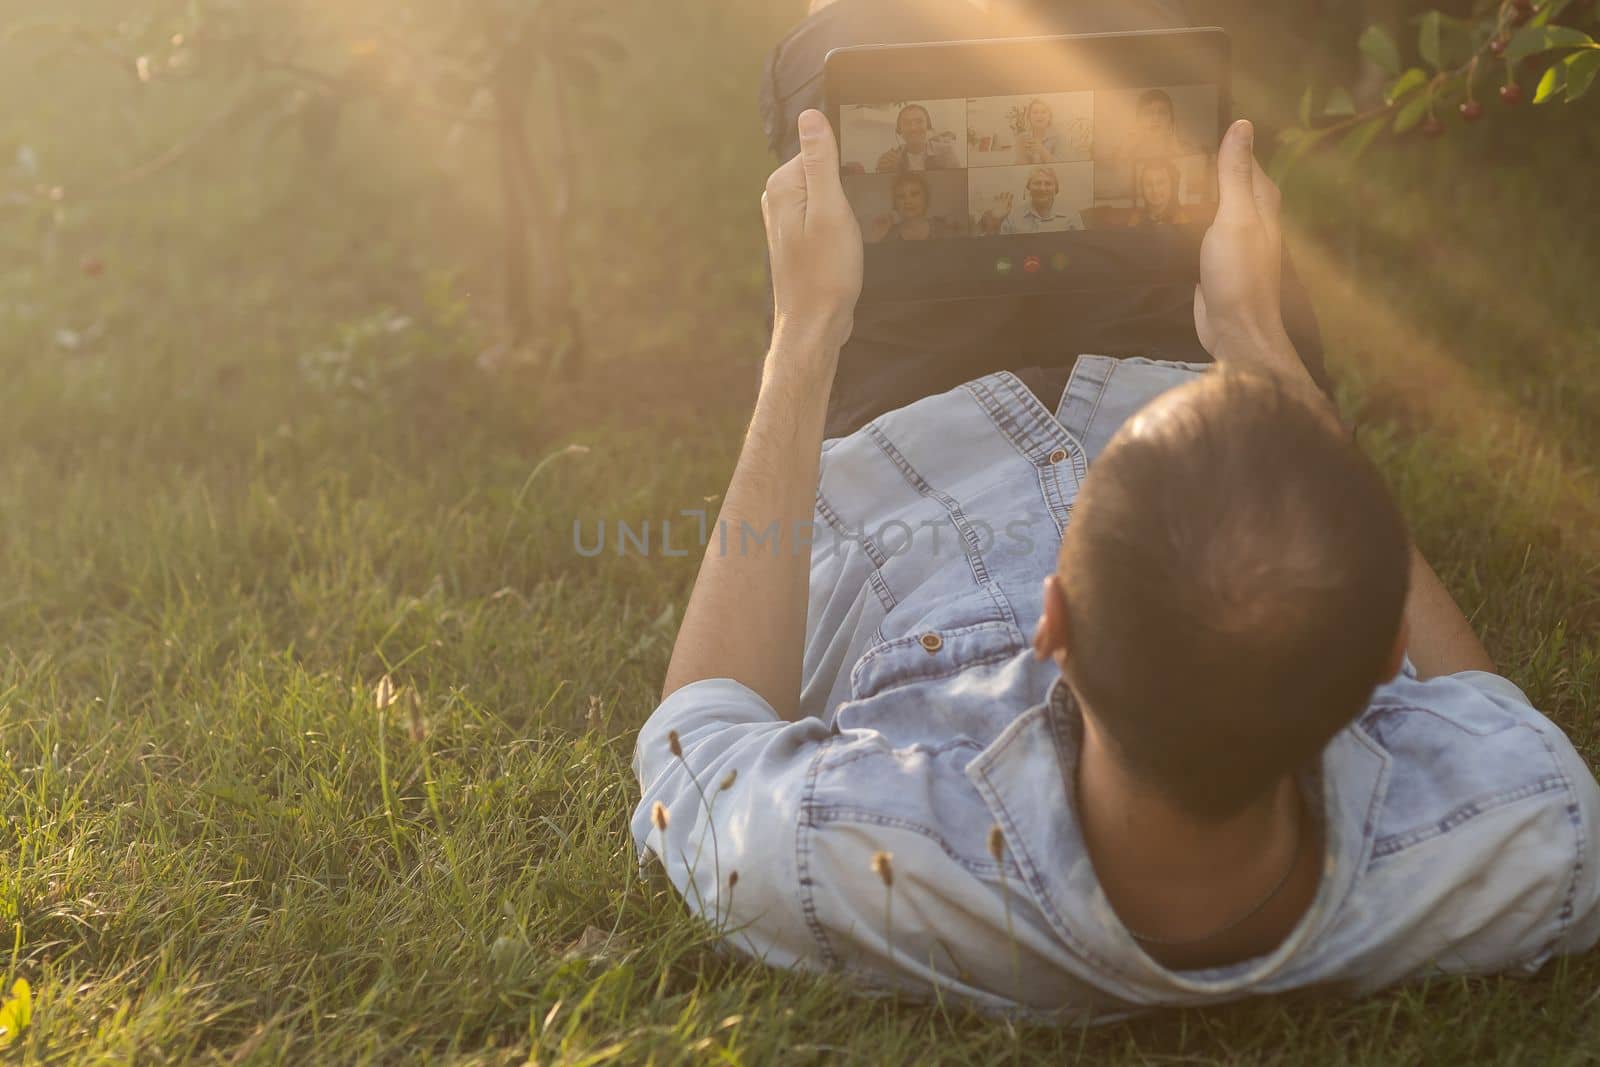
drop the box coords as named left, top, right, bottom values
left=1449, top=670, right=1600, bottom=966
left=632, top=678, right=835, bottom=968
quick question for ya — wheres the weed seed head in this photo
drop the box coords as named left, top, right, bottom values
left=871, top=851, right=894, bottom=888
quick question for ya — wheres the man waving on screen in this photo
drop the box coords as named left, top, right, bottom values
left=977, top=166, right=1085, bottom=235
left=631, top=111, right=1600, bottom=1019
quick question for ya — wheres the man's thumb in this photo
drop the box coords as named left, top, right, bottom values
left=798, top=109, right=843, bottom=201
left=1215, top=118, right=1256, bottom=221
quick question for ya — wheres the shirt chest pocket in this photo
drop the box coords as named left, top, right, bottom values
left=848, top=618, right=1028, bottom=702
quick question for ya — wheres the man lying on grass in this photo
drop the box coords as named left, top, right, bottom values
left=631, top=113, right=1600, bottom=1019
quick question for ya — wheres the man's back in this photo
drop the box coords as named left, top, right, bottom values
left=633, top=358, right=1600, bottom=1019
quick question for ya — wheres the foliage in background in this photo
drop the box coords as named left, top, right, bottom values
left=1, top=0, right=626, bottom=375
left=1277, top=0, right=1600, bottom=172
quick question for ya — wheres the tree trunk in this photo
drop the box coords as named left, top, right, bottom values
left=493, top=72, right=534, bottom=349
left=535, top=61, right=584, bottom=377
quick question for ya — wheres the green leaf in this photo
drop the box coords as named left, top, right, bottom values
left=1534, top=61, right=1567, bottom=102
left=1419, top=11, right=1443, bottom=69
left=1392, top=92, right=1430, bottom=133
left=0, top=979, right=31, bottom=1048
left=1298, top=84, right=1314, bottom=128
left=1505, top=24, right=1595, bottom=65
left=1324, top=87, right=1357, bottom=116
left=1533, top=0, right=1572, bottom=27
left=1360, top=24, right=1403, bottom=77
left=1339, top=115, right=1388, bottom=162
left=1386, top=67, right=1429, bottom=104
left=1566, top=49, right=1600, bottom=101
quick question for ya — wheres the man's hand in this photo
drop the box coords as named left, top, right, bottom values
left=1193, top=119, right=1300, bottom=377
left=764, top=109, right=863, bottom=356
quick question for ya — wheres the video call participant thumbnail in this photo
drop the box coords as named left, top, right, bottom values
left=860, top=172, right=966, bottom=242
left=876, top=103, right=961, bottom=173
left=1129, top=158, right=1190, bottom=226
left=976, top=166, right=1085, bottom=234
left=1013, top=96, right=1064, bottom=164
left=1123, top=88, right=1203, bottom=161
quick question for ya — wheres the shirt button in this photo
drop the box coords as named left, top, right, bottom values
left=919, top=632, right=943, bottom=653
left=1048, top=448, right=1068, bottom=464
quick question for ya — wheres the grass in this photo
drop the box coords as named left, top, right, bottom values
left=1, top=0, right=1598, bottom=1061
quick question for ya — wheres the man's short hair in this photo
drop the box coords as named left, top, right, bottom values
left=1057, top=369, right=1411, bottom=819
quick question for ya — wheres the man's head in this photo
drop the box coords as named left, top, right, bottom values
left=1025, top=167, right=1059, bottom=212
left=1136, top=89, right=1177, bottom=138
left=1037, top=370, right=1410, bottom=820
left=892, top=173, right=930, bottom=219
left=896, top=104, right=933, bottom=151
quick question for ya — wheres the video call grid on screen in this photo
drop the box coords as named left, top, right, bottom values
left=838, top=86, right=1217, bottom=243
left=823, top=29, right=1230, bottom=300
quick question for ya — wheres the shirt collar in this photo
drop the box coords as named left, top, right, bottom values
left=964, top=678, right=1391, bottom=999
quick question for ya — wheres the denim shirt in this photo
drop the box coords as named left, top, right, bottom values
left=632, top=357, right=1600, bottom=1020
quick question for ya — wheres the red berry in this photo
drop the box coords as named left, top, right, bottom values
left=1490, top=36, right=1509, bottom=56
left=1512, top=0, right=1534, bottom=11
left=1420, top=115, right=1445, bottom=137
left=1459, top=99, right=1484, bottom=121
left=80, top=256, right=104, bottom=277
left=1511, top=5, right=1533, bottom=25
left=1499, top=82, right=1524, bottom=104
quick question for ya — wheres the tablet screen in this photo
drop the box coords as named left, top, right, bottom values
left=825, top=31, right=1229, bottom=302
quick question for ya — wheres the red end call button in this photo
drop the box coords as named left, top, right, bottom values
left=1022, top=254, right=1042, bottom=274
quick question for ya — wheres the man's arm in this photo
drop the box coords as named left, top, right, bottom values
left=659, top=336, right=833, bottom=716
left=1194, top=120, right=1494, bottom=681
left=1396, top=549, right=1494, bottom=678
left=660, top=110, right=863, bottom=720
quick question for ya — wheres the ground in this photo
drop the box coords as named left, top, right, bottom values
left=0, top=0, right=1598, bottom=1062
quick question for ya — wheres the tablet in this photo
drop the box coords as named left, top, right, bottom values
left=824, top=29, right=1230, bottom=303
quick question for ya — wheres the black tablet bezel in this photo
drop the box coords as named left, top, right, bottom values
left=823, top=28, right=1232, bottom=304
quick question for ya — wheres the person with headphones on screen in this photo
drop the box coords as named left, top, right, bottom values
left=976, top=166, right=1085, bottom=234
left=875, top=102, right=961, bottom=172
